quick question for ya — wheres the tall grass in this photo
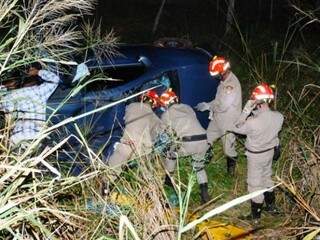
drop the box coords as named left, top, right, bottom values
left=0, top=0, right=122, bottom=239
left=225, top=1, right=320, bottom=238
left=0, top=0, right=95, bottom=76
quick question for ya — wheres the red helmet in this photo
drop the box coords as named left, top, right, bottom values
left=209, top=56, right=230, bottom=76
left=159, top=88, right=178, bottom=107
left=141, top=90, right=160, bottom=108
left=251, top=83, right=274, bottom=102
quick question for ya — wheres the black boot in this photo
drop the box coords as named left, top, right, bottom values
left=251, top=201, right=263, bottom=225
left=226, top=156, right=237, bottom=176
left=240, top=201, right=263, bottom=225
left=164, top=175, right=174, bottom=188
left=264, top=191, right=280, bottom=215
left=199, top=183, right=210, bottom=204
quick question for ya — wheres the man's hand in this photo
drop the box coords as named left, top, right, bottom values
left=72, top=63, right=90, bottom=83
left=27, top=67, right=39, bottom=77
left=195, top=102, right=210, bottom=112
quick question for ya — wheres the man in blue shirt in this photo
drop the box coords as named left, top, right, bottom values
left=0, top=64, right=60, bottom=150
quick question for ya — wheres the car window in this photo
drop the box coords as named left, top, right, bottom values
left=85, top=65, right=146, bottom=91
left=166, top=70, right=180, bottom=98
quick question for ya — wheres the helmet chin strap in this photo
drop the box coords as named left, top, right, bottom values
left=259, top=99, right=272, bottom=104
left=168, top=101, right=176, bottom=108
left=215, top=75, right=223, bottom=81
left=221, top=70, right=230, bottom=81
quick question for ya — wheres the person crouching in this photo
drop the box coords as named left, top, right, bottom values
left=159, top=89, right=211, bottom=204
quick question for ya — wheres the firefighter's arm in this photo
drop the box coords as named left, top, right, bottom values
left=195, top=101, right=211, bottom=112
left=211, top=99, right=227, bottom=113
left=230, top=117, right=253, bottom=135
left=235, top=100, right=257, bottom=125
left=211, top=86, right=236, bottom=113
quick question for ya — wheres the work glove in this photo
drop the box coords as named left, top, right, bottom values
left=195, top=102, right=210, bottom=112
left=273, top=145, right=281, bottom=162
left=243, top=99, right=257, bottom=115
left=234, top=100, right=257, bottom=128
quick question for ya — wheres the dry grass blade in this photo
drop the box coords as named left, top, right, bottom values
left=81, top=21, right=119, bottom=61
left=0, top=0, right=18, bottom=23
left=119, top=215, right=141, bottom=240
left=303, top=228, right=320, bottom=240
left=0, top=0, right=99, bottom=75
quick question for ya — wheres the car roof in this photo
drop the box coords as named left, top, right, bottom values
left=86, top=44, right=212, bottom=69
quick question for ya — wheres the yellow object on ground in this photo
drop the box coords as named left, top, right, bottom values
left=198, top=220, right=252, bottom=240
left=109, top=192, right=135, bottom=206
left=109, top=195, right=252, bottom=239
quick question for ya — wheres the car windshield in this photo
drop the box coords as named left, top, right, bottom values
left=80, top=70, right=178, bottom=105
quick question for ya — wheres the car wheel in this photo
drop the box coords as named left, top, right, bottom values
left=153, top=37, right=193, bottom=49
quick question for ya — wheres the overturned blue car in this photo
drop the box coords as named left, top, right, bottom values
left=47, top=44, right=219, bottom=165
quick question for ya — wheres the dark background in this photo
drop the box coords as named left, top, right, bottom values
left=91, top=0, right=320, bottom=99
left=93, top=0, right=319, bottom=48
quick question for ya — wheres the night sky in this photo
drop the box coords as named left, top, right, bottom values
left=94, top=0, right=308, bottom=46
